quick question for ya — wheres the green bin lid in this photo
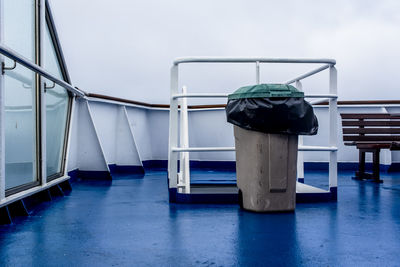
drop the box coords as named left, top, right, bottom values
left=228, top=83, right=304, bottom=100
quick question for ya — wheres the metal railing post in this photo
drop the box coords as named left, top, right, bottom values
left=179, top=86, right=190, bottom=193
left=256, top=61, right=260, bottom=84
left=168, top=65, right=179, bottom=189
left=63, top=98, right=75, bottom=176
left=329, top=66, right=338, bottom=191
left=0, top=0, right=5, bottom=201
left=295, top=80, right=304, bottom=182
left=39, top=0, right=47, bottom=185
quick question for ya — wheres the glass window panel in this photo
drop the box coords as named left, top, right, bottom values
left=3, top=0, right=37, bottom=190
left=44, top=23, right=70, bottom=178
left=4, top=0, right=35, bottom=61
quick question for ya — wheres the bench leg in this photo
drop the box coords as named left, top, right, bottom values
left=355, top=148, right=383, bottom=182
left=372, top=149, right=383, bottom=183
left=355, top=150, right=367, bottom=180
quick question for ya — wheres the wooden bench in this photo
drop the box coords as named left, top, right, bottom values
left=340, top=113, right=400, bottom=183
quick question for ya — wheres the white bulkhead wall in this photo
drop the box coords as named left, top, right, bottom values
left=67, top=98, right=400, bottom=173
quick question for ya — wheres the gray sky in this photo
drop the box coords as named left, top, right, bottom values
left=50, top=0, right=400, bottom=103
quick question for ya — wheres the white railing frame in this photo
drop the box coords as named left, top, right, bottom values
left=296, top=80, right=305, bottom=181
left=168, top=57, right=338, bottom=194
left=0, top=0, right=5, bottom=201
left=178, top=86, right=190, bottom=192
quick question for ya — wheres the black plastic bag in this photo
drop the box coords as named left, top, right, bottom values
left=226, top=97, right=318, bottom=135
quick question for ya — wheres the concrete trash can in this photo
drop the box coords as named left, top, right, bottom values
left=226, top=84, right=318, bottom=212
left=234, top=126, right=298, bottom=212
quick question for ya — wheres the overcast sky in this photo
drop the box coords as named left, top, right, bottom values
left=50, top=0, right=400, bottom=104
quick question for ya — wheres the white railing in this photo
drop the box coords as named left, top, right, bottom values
left=168, top=57, right=338, bottom=194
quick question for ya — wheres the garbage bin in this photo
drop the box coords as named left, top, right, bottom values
left=226, top=84, right=318, bottom=212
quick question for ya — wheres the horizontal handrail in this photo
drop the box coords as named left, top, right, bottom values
left=174, top=57, right=336, bottom=65
left=172, top=93, right=338, bottom=100
left=310, top=98, right=332, bottom=105
left=172, top=93, right=229, bottom=99
left=85, top=94, right=400, bottom=110
left=305, top=94, right=337, bottom=99
left=0, top=43, right=86, bottom=97
left=86, top=93, right=170, bottom=109
left=172, top=147, right=235, bottom=152
left=172, top=145, right=337, bottom=152
left=299, top=146, right=337, bottom=152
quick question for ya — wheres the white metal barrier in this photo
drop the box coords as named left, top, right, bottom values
left=168, top=57, right=338, bottom=194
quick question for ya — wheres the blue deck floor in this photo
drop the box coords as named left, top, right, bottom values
left=1, top=170, right=400, bottom=266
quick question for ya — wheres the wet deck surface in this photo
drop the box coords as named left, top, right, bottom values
left=1, top=170, right=400, bottom=266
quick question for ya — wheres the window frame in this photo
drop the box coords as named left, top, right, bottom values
left=4, top=0, right=73, bottom=195
left=44, top=0, right=73, bottom=182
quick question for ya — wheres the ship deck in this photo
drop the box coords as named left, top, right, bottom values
left=1, top=169, right=400, bottom=266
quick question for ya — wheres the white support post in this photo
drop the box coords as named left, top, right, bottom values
left=168, top=65, right=179, bottom=189
left=39, top=0, right=46, bottom=185
left=122, top=106, right=144, bottom=166
left=0, top=0, right=5, bottom=200
left=295, top=80, right=302, bottom=91
left=295, top=80, right=304, bottom=182
left=179, top=86, right=190, bottom=193
left=63, top=98, right=76, bottom=176
left=256, top=61, right=260, bottom=84
left=86, top=101, right=110, bottom=172
left=329, top=66, right=338, bottom=189
left=75, top=99, right=109, bottom=173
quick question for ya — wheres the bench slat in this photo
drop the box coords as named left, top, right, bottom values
left=342, top=121, right=400, bottom=126
left=341, top=113, right=400, bottom=119
left=357, top=143, right=391, bottom=149
left=343, top=135, right=400, bottom=142
left=343, top=128, right=400, bottom=134
left=344, top=141, right=393, bottom=145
